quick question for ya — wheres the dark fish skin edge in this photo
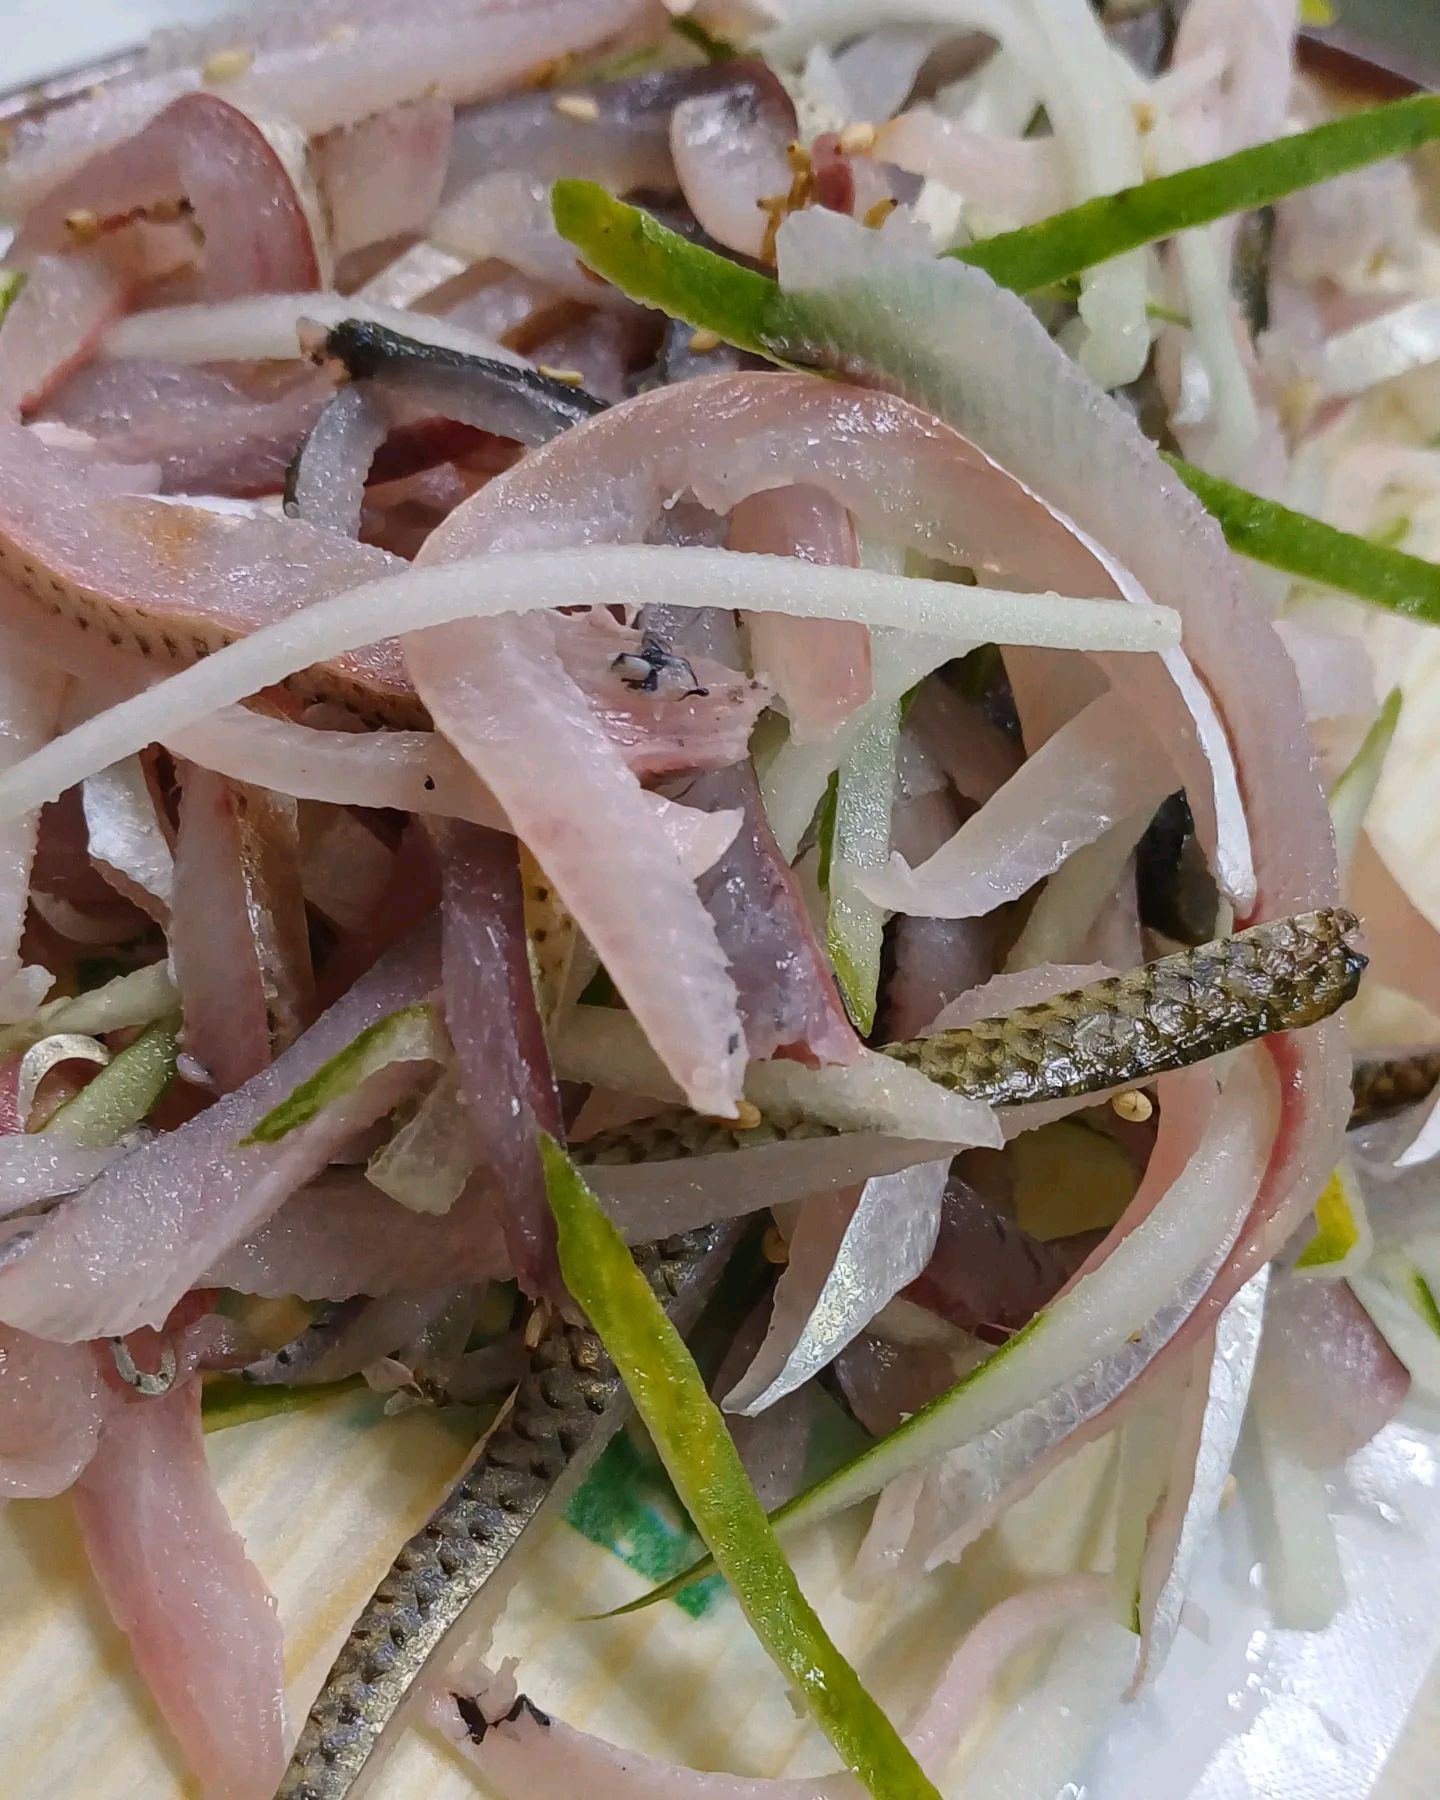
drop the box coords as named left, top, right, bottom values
left=577, top=909, right=1366, bottom=1170
left=1351, top=1047, right=1440, bottom=1126
left=276, top=1222, right=743, bottom=1800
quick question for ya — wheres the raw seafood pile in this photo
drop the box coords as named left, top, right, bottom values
left=1, top=3, right=1439, bottom=1797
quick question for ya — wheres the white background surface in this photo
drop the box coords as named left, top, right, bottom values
left=9, top=4, right=1440, bottom=1795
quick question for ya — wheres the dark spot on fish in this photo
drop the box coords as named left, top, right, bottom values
left=452, top=1690, right=551, bottom=1744
left=727, top=1032, right=741, bottom=1054
left=611, top=631, right=709, bottom=698
left=422, top=776, right=436, bottom=791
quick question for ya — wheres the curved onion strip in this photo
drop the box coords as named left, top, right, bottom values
left=105, top=291, right=526, bottom=368
left=0, top=546, right=1166, bottom=825
left=877, top=109, right=1064, bottom=226
left=0, top=961, right=177, bottom=1052
left=723, top=1160, right=948, bottom=1418
left=0, top=642, right=65, bottom=1021
left=15, top=1033, right=109, bottom=1125
left=1321, top=298, right=1440, bottom=400
left=858, top=689, right=1177, bottom=917
left=773, top=209, right=1258, bottom=912
left=1131, top=1267, right=1268, bottom=1692
left=553, top=1005, right=998, bottom=1147
left=433, top=1577, right=1109, bottom=1797
left=72, top=1377, right=286, bottom=1797
left=83, top=755, right=173, bottom=917
left=0, top=1138, right=117, bottom=1214
left=0, top=929, right=439, bottom=1340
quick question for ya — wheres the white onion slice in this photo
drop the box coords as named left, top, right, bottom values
left=104, top=291, right=525, bottom=368
left=1131, top=1266, right=1268, bottom=1690
left=0, top=546, right=1171, bottom=825
left=723, top=1160, right=948, bottom=1417
left=15, top=1034, right=109, bottom=1126
left=0, top=961, right=177, bottom=1053
left=859, top=688, right=1175, bottom=916
left=554, top=1004, right=999, bottom=1147
left=365, top=1064, right=477, bottom=1215
left=1320, top=299, right=1440, bottom=400
left=83, top=754, right=174, bottom=915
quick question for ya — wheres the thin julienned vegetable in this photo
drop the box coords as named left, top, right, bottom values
left=40, top=1014, right=180, bottom=1149
left=953, top=96, right=1440, bottom=293
left=540, top=1135, right=943, bottom=1800
left=1168, top=461, right=1440, bottom=622
left=201, top=1375, right=368, bottom=1433
left=242, top=1004, right=445, bottom=1145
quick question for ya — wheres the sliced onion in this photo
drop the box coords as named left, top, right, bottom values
left=554, top=1004, right=998, bottom=1147
left=365, top=1064, right=477, bottom=1215
left=684, top=761, right=858, bottom=1065
left=433, top=1574, right=1109, bottom=1796
left=15, top=1033, right=109, bottom=1126
left=0, top=1138, right=117, bottom=1215
left=723, top=1159, right=948, bottom=1416
left=0, top=926, right=439, bottom=1339
left=1131, top=1267, right=1268, bottom=1691
left=670, top=76, right=795, bottom=261
left=83, top=753, right=173, bottom=917
left=860, top=688, right=1177, bottom=916
left=11, top=93, right=324, bottom=305
left=105, top=291, right=525, bottom=368
left=0, top=252, right=125, bottom=416
left=1320, top=299, right=1440, bottom=400
left=170, top=764, right=314, bottom=1092
left=0, top=545, right=1164, bottom=827
left=286, top=383, right=391, bottom=538
left=878, top=108, right=1064, bottom=224
left=2, top=960, right=177, bottom=1050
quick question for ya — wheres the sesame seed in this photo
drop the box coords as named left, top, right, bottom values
left=1111, top=1089, right=1154, bottom=1123
left=688, top=328, right=721, bottom=354
left=202, top=46, right=254, bottom=83
left=734, top=1099, right=762, bottom=1131
left=862, top=196, right=898, bottom=229
left=63, top=209, right=100, bottom=244
left=839, top=121, right=877, bottom=155
left=762, top=1225, right=790, bottom=1264
left=553, top=94, right=600, bottom=123
left=537, top=365, right=585, bottom=386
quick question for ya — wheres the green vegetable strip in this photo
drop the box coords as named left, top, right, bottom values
left=1169, top=459, right=1440, bottom=622
left=41, top=1014, right=179, bottom=1148
left=954, top=95, right=1440, bottom=293
left=244, top=1003, right=442, bottom=1145
left=0, top=270, right=26, bottom=328
left=827, top=704, right=901, bottom=1035
left=540, top=1136, right=941, bottom=1800
left=201, top=1375, right=367, bottom=1433
left=553, top=182, right=1440, bottom=622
